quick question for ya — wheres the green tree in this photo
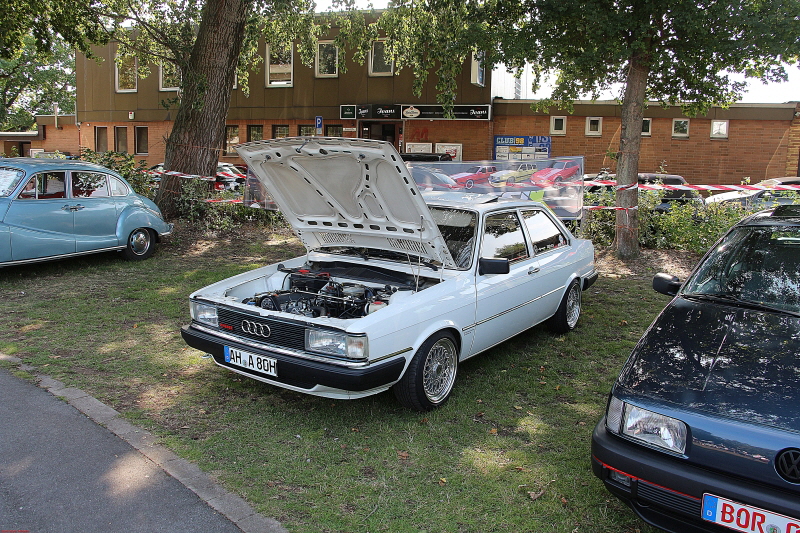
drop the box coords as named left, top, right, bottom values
left=0, top=36, right=76, bottom=131
left=107, top=0, right=336, bottom=218
left=375, top=0, right=800, bottom=257
left=0, top=0, right=109, bottom=59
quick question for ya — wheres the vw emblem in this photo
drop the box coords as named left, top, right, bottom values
left=775, top=448, right=800, bottom=483
left=241, top=320, right=271, bottom=338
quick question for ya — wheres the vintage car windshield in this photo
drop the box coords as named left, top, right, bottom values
left=323, top=207, right=477, bottom=270
left=682, top=226, right=800, bottom=313
left=0, top=168, right=25, bottom=197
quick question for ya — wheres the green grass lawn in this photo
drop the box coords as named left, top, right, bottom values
left=0, top=221, right=682, bottom=533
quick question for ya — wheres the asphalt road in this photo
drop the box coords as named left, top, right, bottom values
left=0, top=368, right=247, bottom=533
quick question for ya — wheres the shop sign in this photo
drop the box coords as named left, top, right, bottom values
left=340, top=105, right=373, bottom=119
left=400, top=104, right=492, bottom=120
left=493, top=135, right=552, bottom=160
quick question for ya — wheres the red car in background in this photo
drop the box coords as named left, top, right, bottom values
left=529, top=159, right=581, bottom=187
left=450, top=165, right=498, bottom=189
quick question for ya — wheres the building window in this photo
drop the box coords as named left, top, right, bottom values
left=550, top=116, right=566, bottom=135
left=159, top=62, right=180, bottom=91
left=134, top=126, right=149, bottom=154
left=641, top=118, right=652, bottom=136
left=95, top=126, right=108, bottom=152
left=369, top=40, right=393, bottom=76
left=325, top=125, right=343, bottom=137
left=267, top=44, right=293, bottom=86
left=114, top=127, right=128, bottom=153
left=272, top=125, right=290, bottom=138
left=315, top=42, right=338, bottom=77
left=585, top=117, right=602, bottom=136
left=224, top=125, right=240, bottom=155
left=470, top=51, right=485, bottom=87
left=247, top=125, right=263, bottom=142
left=672, top=119, right=689, bottom=138
left=711, top=120, right=729, bottom=139
left=115, top=55, right=137, bottom=93
left=299, top=125, right=316, bottom=136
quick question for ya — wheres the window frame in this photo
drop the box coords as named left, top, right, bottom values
left=247, top=125, right=264, bottom=142
left=585, top=117, right=602, bottom=136
left=470, top=51, right=486, bottom=87
left=711, top=119, right=729, bottom=139
left=672, top=119, right=690, bottom=138
left=266, top=44, right=294, bottom=87
left=298, top=125, right=316, bottom=136
left=480, top=210, right=530, bottom=263
left=550, top=116, right=567, bottom=136
left=315, top=41, right=339, bottom=78
left=641, top=118, right=652, bottom=137
left=224, top=125, right=240, bottom=156
left=115, top=55, right=138, bottom=93
left=114, top=126, right=128, bottom=153
left=159, top=62, right=180, bottom=91
left=272, top=125, right=290, bottom=138
left=325, top=125, right=344, bottom=137
left=368, top=40, right=393, bottom=77
left=134, top=126, right=149, bottom=155
left=95, top=126, right=108, bottom=152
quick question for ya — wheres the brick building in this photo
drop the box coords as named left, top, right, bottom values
left=20, top=38, right=800, bottom=186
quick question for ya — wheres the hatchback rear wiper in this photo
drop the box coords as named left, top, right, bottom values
left=682, top=292, right=800, bottom=317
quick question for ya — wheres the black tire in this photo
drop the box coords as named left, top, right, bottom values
left=548, top=279, right=581, bottom=334
left=122, top=228, right=156, bottom=261
left=393, top=331, right=459, bottom=411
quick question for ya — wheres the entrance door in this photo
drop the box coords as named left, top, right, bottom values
left=360, top=122, right=399, bottom=149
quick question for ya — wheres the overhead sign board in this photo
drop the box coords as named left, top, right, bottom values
left=493, top=135, right=552, bottom=160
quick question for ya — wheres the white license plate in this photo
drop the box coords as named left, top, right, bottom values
left=224, top=346, right=277, bottom=377
left=702, top=493, right=800, bottom=533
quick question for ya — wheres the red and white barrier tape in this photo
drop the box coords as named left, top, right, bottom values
left=580, top=180, right=800, bottom=192
left=148, top=169, right=246, bottom=181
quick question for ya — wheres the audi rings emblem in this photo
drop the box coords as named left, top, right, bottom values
left=241, top=320, right=272, bottom=338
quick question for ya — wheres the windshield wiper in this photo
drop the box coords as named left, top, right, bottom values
left=682, top=292, right=800, bottom=317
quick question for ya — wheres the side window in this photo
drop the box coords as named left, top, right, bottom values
left=20, top=173, right=66, bottom=199
left=109, top=177, right=129, bottom=196
left=522, top=210, right=567, bottom=256
left=72, top=172, right=110, bottom=198
left=481, top=211, right=529, bottom=262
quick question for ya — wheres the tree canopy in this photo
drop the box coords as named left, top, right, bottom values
left=0, top=36, right=76, bottom=131
left=375, top=0, right=800, bottom=256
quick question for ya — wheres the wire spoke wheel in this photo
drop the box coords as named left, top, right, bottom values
left=422, top=338, right=458, bottom=403
left=565, top=283, right=581, bottom=329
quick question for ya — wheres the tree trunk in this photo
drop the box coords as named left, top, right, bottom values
left=614, top=53, right=650, bottom=259
left=155, top=0, right=253, bottom=219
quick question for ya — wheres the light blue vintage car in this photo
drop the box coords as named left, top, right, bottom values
left=0, top=158, right=173, bottom=267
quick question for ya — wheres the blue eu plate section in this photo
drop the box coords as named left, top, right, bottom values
left=224, top=345, right=231, bottom=363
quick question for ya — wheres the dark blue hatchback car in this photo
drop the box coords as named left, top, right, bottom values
left=592, top=205, right=800, bottom=533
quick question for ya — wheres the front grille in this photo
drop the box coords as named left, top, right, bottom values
left=217, top=308, right=305, bottom=350
left=636, top=479, right=701, bottom=517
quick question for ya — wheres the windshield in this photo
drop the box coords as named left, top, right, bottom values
left=682, top=225, right=800, bottom=313
left=0, top=168, right=26, bottom=197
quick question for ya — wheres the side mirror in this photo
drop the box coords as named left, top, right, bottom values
left=479, top=258, right=510, bottom=275
left=653, top=273, right=682, bottom=297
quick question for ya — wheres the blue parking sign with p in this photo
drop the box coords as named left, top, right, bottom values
left=315, top=116, right=323, bottom=134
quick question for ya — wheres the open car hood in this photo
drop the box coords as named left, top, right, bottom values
left=236, top=137, right=457, bottom=268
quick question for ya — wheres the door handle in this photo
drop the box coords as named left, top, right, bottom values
left=61, top=205, right=71, bottom=211
left=528, top=267, right=540, bottom=275
left=72, top=204, right=85, bottom=211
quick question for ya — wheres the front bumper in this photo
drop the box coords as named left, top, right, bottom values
left=181, top=325, right=405, bottom=393
left=591, top=417, right=800, bottom=533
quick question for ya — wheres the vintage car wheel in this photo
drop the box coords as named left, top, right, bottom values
left=548, top=279, right=581, bottom=333
left=465, top=179, right=474, bottom=189
left=123, top=228, right=156, bottom=261
left=394, top=332, right=459, bottom=411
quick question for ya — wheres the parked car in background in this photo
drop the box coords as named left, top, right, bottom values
left=0, top=158, right=172, bottom=266
left=585, top=173, right=705, bottom=213
left=181, top=138, right=597, bottom=411
left=149, top=162, right=246, bottom=192
left=592, top=204, right=800, bottom=533
left=489, top=162, right=539, bottom=186
left=450, top=165, right=498, bottom=189
left=706, top=176, right=800, bottom=209
left=400, top=152, right=453, bottom=162
left=409, top=166, right=463, bottom=191
left=530, top=159, right=582, bottom=187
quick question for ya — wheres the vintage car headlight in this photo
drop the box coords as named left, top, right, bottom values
left=305, top=329, right=368, bottom=360
left=606, top=396, right=687, bottom=454
left=190, top=301, right=218, bottom=327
